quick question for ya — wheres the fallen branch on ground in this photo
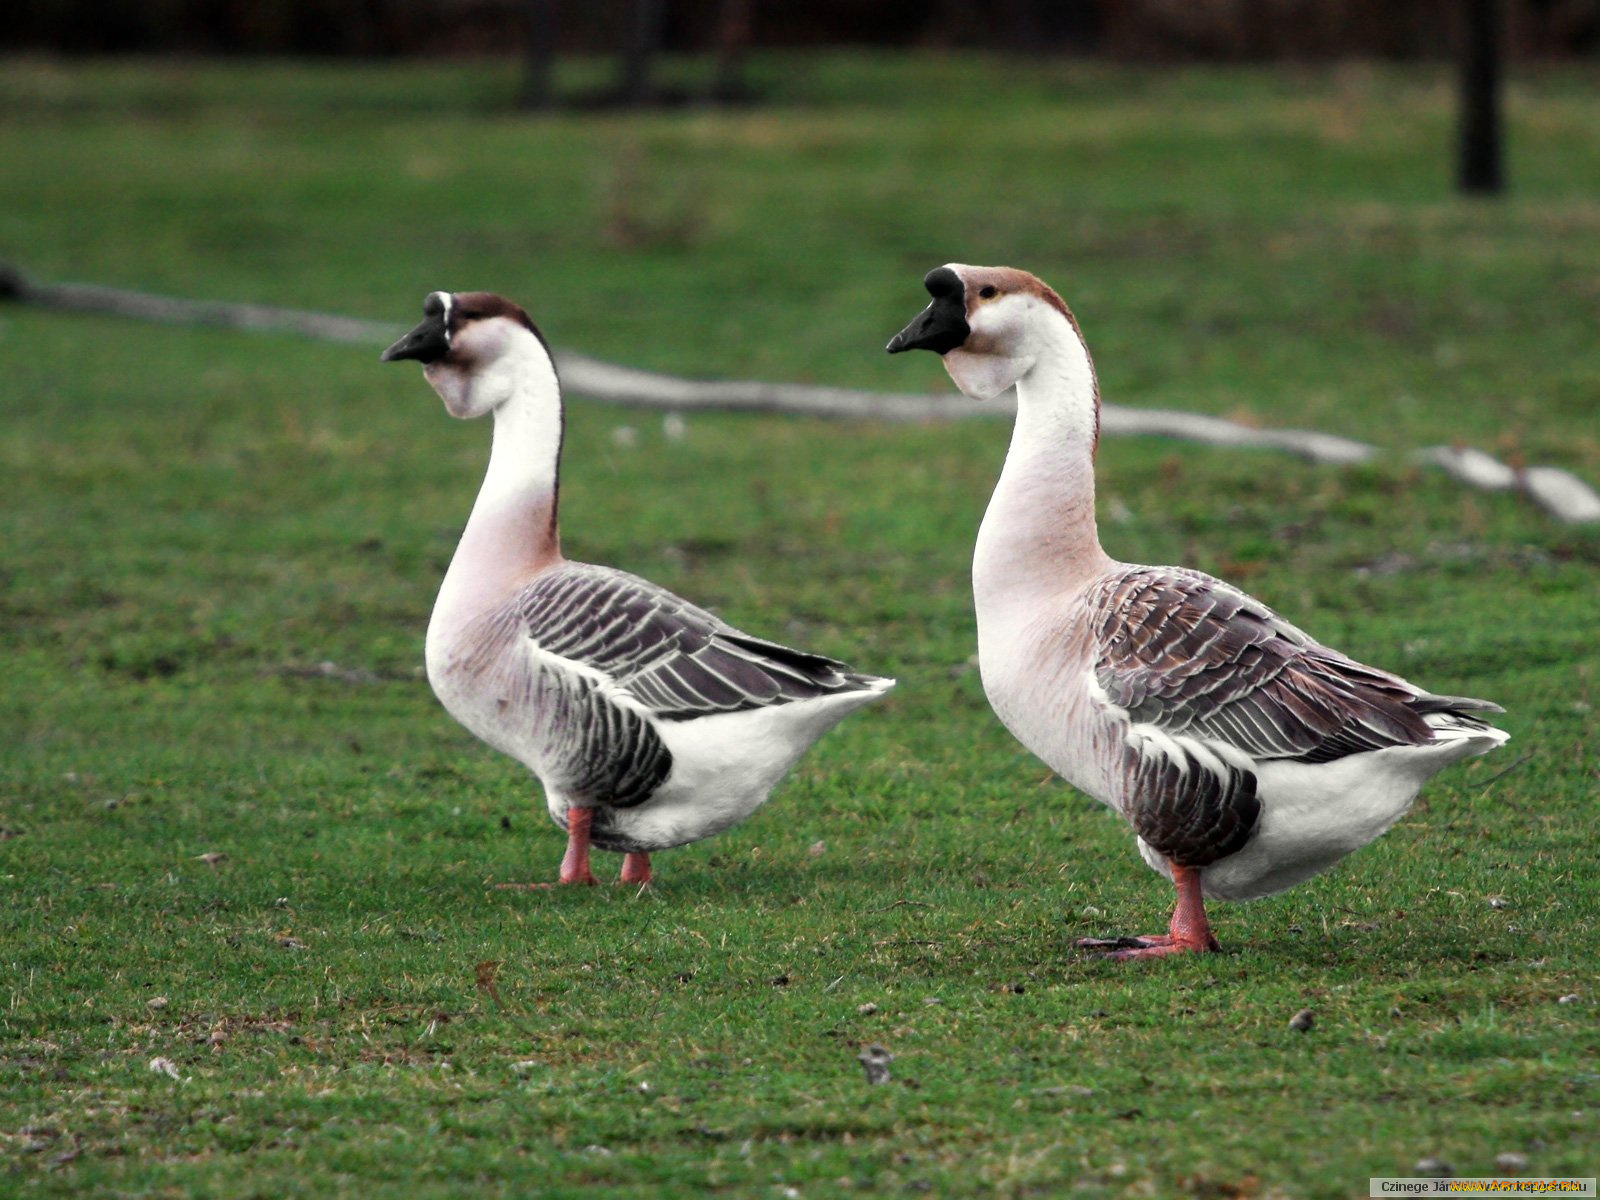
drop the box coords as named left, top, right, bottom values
left=3, top=264, right=1595, bottom=523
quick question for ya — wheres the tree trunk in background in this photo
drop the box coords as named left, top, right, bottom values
left=618, top=0, right=667, bottom=106
left=711, top=0, right=751, bottom=102
left=518, top=0, right=557, bottom=110
left=1458, top=0, right=1506, bottom=194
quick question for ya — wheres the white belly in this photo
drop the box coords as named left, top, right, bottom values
left=1143, top=733, right=1502, bottom=901
left=587, top=687, right=886, bottom=851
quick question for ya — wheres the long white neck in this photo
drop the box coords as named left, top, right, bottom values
left=972, top=321, right=1112, bottom=624
left=437, top=346, right=565, bottom=619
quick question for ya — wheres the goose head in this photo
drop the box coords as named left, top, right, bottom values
left=382, top=290, right=554, bottom=419
left=886, top=264, right=1091, bottom=404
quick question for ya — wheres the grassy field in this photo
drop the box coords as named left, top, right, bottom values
left=3, top=54, right=1598, bottom=1198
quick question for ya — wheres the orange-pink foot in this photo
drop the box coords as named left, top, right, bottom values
left=620, top=852, right=653, bottom=886
left=1076, top=932, right=1220, bottom=960
left=1077, top=864, right=1221, bottom=959
left=492, top=806, right=600, bottom=888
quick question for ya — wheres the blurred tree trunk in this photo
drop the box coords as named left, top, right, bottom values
left=997, top=0, right=1042, bottom=52
left=711, top=0, right=751, bottom=102
left=518, top=0, right=558, bottom=110
left=1458, top=0, right=1506, bottom=194
left=618, top=0, right=667, bottom=106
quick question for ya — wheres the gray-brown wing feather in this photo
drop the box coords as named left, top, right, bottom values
left=509, top=563, right=882, bottom=810
left=1092, top=569, right=1482, bottom=762
left=1112, top=728, right=1259, bottom=868
left=1087, top=568, right=1497, bottom=866
left=520, top=563, right=883, bottom=722
left=527, top=664, right=671, bottom=808
left=456, top=599, right=670, bottom=810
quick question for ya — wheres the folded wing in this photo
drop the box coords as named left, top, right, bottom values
left=1086, top=567, right=1501, bottom=865
left=519, top=562, right=883, bottom=722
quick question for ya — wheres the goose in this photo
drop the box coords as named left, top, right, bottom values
left=382, top=290, right=893, bottom=886
left=887, top=265, right=1508, bottom=958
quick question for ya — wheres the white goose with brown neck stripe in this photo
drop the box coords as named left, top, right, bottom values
left=385, top=291, right=894, bottom=861
left=893, top=263, right=1507, bottom=902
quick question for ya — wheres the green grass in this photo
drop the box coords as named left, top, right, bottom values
left=3, top=54, right=1599, bottom=1198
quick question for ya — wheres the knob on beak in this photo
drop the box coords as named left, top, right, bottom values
left=886, top=267, right=969, bottom=355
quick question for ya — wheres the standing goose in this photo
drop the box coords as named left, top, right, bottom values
left=887, top=265, right=1507, bottom=958
left=383, top=291, right=893, bottom=886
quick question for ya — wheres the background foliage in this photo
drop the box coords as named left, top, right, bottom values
left=6, top=0, right=1597, bottom=59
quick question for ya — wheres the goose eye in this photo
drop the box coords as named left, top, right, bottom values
left=979, top=285, right=998, bottom=300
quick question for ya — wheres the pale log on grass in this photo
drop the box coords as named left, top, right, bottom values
left=4, top=264, right=1595, bottom=522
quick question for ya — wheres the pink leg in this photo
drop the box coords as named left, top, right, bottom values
left=495, top=806, right=599, bottom=889
left=1077, top=864, right=1222, bottom=960
left=620, top=852, right=653, bottom=885
left=556, top=807, right=600, bottom=885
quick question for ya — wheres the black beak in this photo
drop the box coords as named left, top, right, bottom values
left=381, top=312, right=449, bottom=364
left=885, top=266, right=969, bottom=355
